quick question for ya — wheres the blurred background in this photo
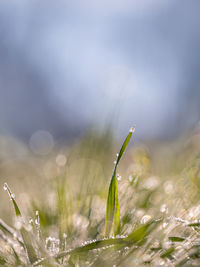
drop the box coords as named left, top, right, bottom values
left=0, top=0, right=200, bottom=147
left=0, top=1, right=200, bottom=249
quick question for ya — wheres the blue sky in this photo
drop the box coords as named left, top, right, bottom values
left=0, top=0, right=199, bottom=140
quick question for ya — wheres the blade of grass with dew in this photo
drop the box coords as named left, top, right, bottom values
left=3, top=183, right=38, bottom=264
left=105, top=126, right=135, bottom=236
left=0, top=218, right=24, bottom=246
left=34, top=220, right=160, bottom=266
left=124, top=219, right=161, bottom=244
left=34, top=236, right=135, bottom=266
left=33, top=238, right=127, bottom=266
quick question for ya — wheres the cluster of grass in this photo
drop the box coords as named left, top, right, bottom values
left=0, top=127, right=200, bottom=266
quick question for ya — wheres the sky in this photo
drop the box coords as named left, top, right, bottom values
left=0, top=0, right=200, bottom=142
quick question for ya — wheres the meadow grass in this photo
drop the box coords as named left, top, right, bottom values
left=0, top=127, right=200, bottom=266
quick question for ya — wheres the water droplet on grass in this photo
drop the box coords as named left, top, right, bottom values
left=129, top=126, right=136, bottom=133
left=162, top=222, right=168, bottom=228
left=29, top=219, right=33, bottom=224
left=128, top=175, right=133, bottom=182
left=3, top=183, right=15, bottom=199
left=160, top=204, right=168, bottom=213
left=117, top=174, right=121, bottom=181
left=3, top=183, right=8, bottom=191
left=14, top=218, right=23, bottom=230
left=141, top=215, right=151, bottom=224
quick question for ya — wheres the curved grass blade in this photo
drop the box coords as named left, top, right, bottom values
left=33, top=237, right=127, bottom=266
left=3, top=183, right=38, bottom=264
left=125, top=219, right=161, bottom=244
left=34, top=219, right=160, bottom=266
left=116, top=220, right=162, bottom=267
left=105, top=126, right=135, bottom=236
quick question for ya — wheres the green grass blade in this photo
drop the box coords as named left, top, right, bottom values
left=113, top=178, right=120, bottom=235
left=105, top=127, right=135, bottom=236
left=160, top=247, right=175, bottom=259
left=34, top=237, right=127, bottom=266
left=34, top=219, right=161, bottom=266
left=35, top=220, right=160, bottom=266
left=125, top=219, right=161, bottom=244
left=11, top=246, right=22, bottom=266
left=57, top=238, right=126, bottom=258
left=116, top=127, right=135, bottom=165
left=188, top=223, right=200, bottom=227
left=3, top=183, right=38, bottom=264
left=168, top=236, right=185, bottom=242
left=3, top=183, right=21, bottom=216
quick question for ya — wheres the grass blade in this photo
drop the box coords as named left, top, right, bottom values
left=188, top=223, right=200, bottom=227
left=3, top=183, right=38, bottom=264
left=105, top=127, right=135, bottom=236
left=160, top=247, right=175, bottom=259
left=125, top=219, right=161, bottom=244
left=35, top=220, right=160, bottom=266
left=0, top=218, right=24, bottom=247
left=34, top=237, right=127, bottom=266
left=168, top=236, right=185, bottom=242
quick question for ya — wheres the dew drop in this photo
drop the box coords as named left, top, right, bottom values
left=162, top=222, right=168, bottom=228
left=3, top=183, right=8, bottom=191
left=160, top=204, right=168, bottom=213
left=164, top=181, right=174, bottom=194
left=14, top=218, right=23, bottom=230
left=129, top=126, right=136, bottom=133
left=117, top=174, right=122, bottom=181
left=10, top=193, right=15, bottom=199
left=63, top=233, right=67, bottom=239
left=141, top=215, right=151, bottom=224
left=3, top=183, right=15, bottom=199
left=113, top=160, right=117, bottom=164
left=129, top=175, right=133, bottom=182
left=29, top=219, right=34, bottom=224
left=26, top=224, right=32, bottom=232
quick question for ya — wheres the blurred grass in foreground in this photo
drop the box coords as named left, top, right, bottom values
left=0, top=126, right=200, bottom=266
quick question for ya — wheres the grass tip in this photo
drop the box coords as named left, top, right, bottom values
left=3, top=182, right=8, bottom=191
left=129, top=126, right=136, bottom=133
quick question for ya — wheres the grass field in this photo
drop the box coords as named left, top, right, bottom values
left=0, top=127, right=200, bottom=266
